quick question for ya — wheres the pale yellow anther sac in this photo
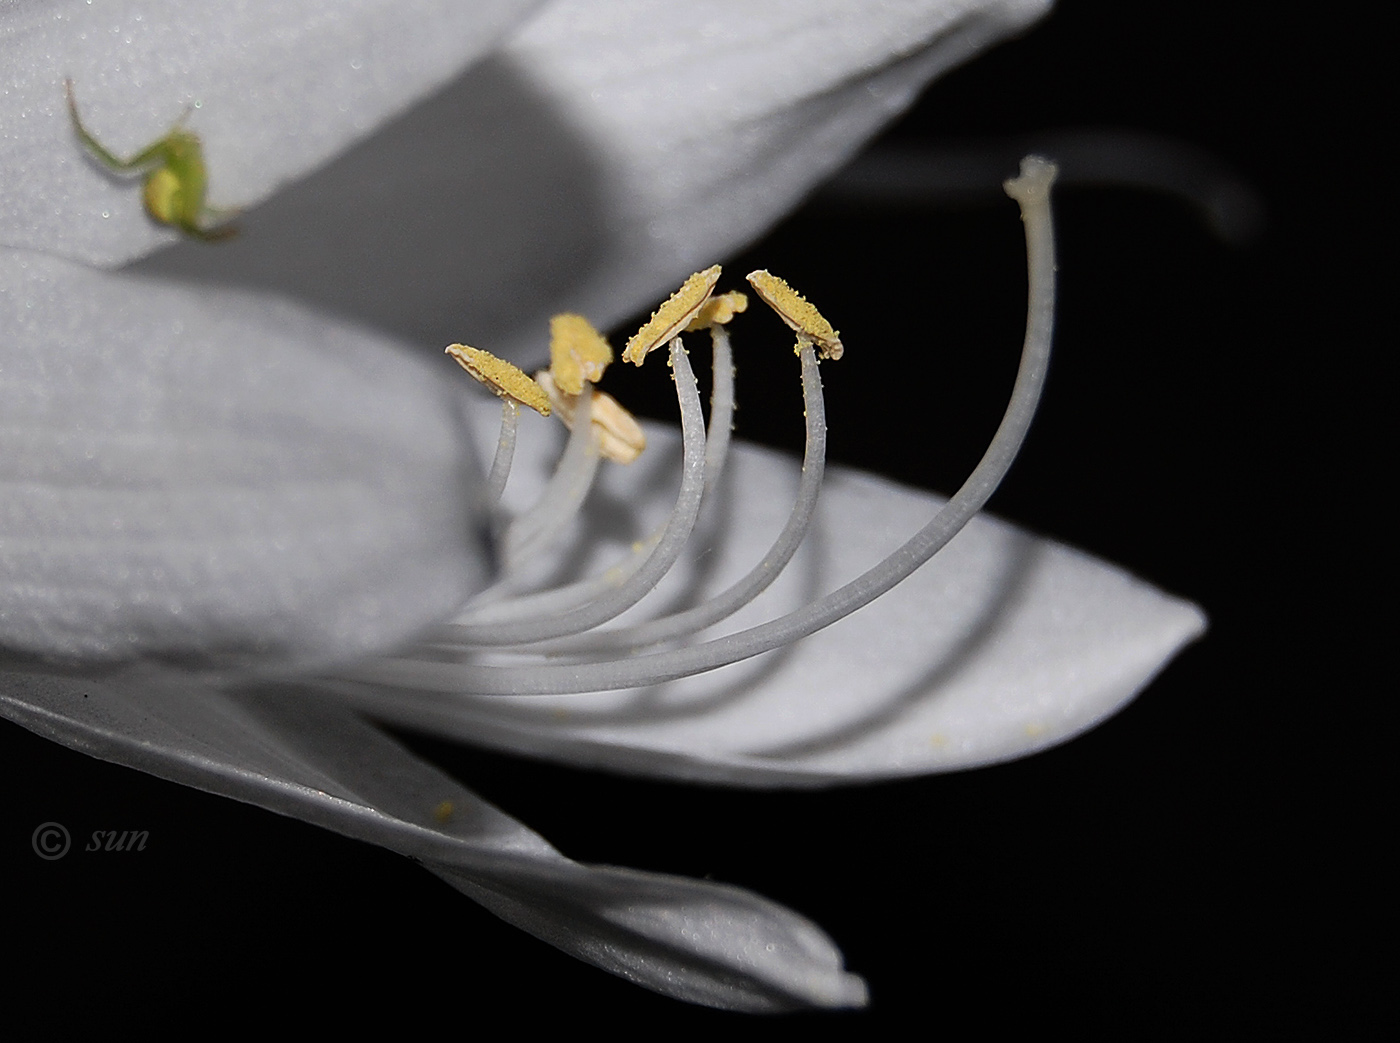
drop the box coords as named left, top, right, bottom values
left=445, top=343, right=552, bottom=416
left=535, top=369, right=647, bottom=465
left=686, top=290, right=749, bottom=331
left=746, top=269, right=843, bottom=360
left=549, top=313, right=614, bottom=396
left=622, top=265, right=722, bottom=364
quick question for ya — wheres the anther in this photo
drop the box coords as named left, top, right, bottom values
left=746, top=270, right=843, bottom=360
left=549, top=313, right=613, bottom=396
left=623, top=265, right=722, bottom=364
left=446, top=344, right=552, bottom=416
left=687, top=290, right=748, bottom=331
left=536, top=369, right=647, bottom=465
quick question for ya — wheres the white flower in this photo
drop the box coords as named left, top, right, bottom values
left=0, top=0, right=1204, bottom=1011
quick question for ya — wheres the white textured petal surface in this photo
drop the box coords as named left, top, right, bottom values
left=347, top=416, right=1205, bottom=786
left=0, top=0, right=541, bottom=265
left=499, top=0, right=1054, bottom=348
left=125, top=0, right=1051, bottom=359
left=0, top=249, right=488, bottom=669
left=0, top=669, right=867, bottom=1011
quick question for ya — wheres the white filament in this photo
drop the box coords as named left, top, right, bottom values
left=533, top=336, right=824, bottom=656
left=483, top=399, right=519, bottom=509
left=500, top=386, right=599, bottom=576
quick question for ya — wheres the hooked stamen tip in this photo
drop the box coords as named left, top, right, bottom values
left=1003, top=155, right=1059, bottom=206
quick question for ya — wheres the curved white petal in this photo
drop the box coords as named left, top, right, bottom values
left=0, top=0, right=543, bottom=265
left=344, top=419, right=1205, bottom=786
left=497, top=0, right=1054, bottom=349
left=0, top=668, right=866, bottom=1011
left=123, top=0, right=1051, bottom=358
left=0, top=249, right=489, bottom=669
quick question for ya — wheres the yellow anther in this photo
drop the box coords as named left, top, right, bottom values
left=622, top=265, right=722, bottom=365
left=536, top=370, right=647, bottom=465
left=746, top=269, right=843, bottom=360
left=686, top=290, right=749, bottom=331
left=588, top=393, right=648, bottom=465
left=446, top=344, right=552, bottom=416
left=549, top=313, right=613, bottom=396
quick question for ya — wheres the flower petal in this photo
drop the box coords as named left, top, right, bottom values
left=0, top=249, right=488, bottom=669
left=0, top=667, right=867, bottom=1011
left=122, top=0, right=1051, bottom=358
left=0, top=0, right=543, bottom=265
left=346, top=419, right=1205, bottom=786
left=496, top=0, right=1055, bottom=348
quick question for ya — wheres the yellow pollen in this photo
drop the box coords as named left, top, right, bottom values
left=433, top=801, right=455, bottom=823
left=622, top=265, right=722, bottom=365
left=549, top=313, right=613, bottom=396
left=686, top=290, right=749, bottom=331
left=746, top=269, right=843, bottom=360
left=536, top=369, right=647, bottom=464
left=446, top=344, right=552, bottom=416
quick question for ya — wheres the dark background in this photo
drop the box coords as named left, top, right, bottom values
left=5, top=2, right=1379, bottom=1035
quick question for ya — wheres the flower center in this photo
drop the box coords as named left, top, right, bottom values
left=336, top=156, right=1059, bottom=698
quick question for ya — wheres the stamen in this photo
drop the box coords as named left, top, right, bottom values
left=622, top=265, right=722, bottom=364
left=444, top=337, right=707, bottom=646
left=548, top=313, right=613, bottom=396
left=446, top=344, right=551, bottom=511
left=342, top=155, right=1059, bottom=696
left=453, top=277, right=727, bottom=624
left=530, top=333, right=826, bottom=655
left=746, top=270, right=843, bottom=360
left=454, top=321, right=737, bottom=629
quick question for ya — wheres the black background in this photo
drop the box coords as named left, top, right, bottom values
left=5, top=2, right=1380, bottom=1035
